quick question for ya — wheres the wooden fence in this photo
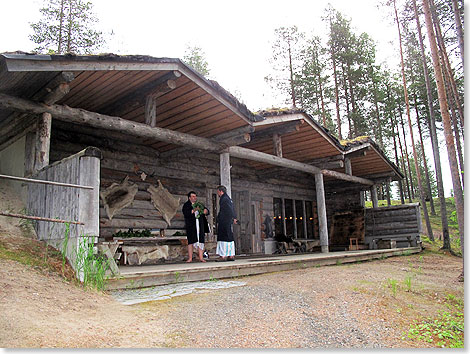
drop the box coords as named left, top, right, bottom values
left=26, top=147, right=101, bottom=242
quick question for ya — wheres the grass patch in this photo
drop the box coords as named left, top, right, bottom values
left=404, top=298, right=464, bottom=348
left=0, top=237, right=76, bottom=282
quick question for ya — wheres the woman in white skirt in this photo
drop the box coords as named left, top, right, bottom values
left=216, top=185, right=237, bottom=261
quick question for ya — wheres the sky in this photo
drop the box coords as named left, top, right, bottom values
left=0, top=0, right=457, bottom=197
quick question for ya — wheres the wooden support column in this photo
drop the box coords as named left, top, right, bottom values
left=145, top=96, right=157, bottom=127
left=220, top=151, right=232, bottom=198
left=273, top=133, right=283, bottom=157
left=24, top=132, right=36, bottom=176
left=281, top=198, right=287, bottom=236
left=302, top=200, right=308, bottom=239
left=292, top=199, right=297, bottom=238
left=144, top=79, right=177, bottom=127
left=315, top=173, right=329, bottom=253
left=344, top=157, right=352, bottom=175
left=34, top=112, right=52, bottom=172
left=371, top=185, right=379, bottom=209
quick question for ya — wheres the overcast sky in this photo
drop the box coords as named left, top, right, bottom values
left=1, top=0, right=456, bottom=196
left=1, top=0, right=400, bottom=110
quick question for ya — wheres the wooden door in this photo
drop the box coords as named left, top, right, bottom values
left=233, top=190, right=262, bottom=255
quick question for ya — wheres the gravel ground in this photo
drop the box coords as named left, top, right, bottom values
left=132, top=253, right=462, bottom=348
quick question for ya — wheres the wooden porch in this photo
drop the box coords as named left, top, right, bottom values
left=105, top=246, right=422, bottom=290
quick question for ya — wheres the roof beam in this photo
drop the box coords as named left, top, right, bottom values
left=250, top=120, right=303, bottom=141
left=100, top=71, right=181, bottom=117
left=160, top=125, right=254, bottom=159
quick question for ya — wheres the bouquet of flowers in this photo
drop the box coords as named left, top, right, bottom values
left=192, top=201, right=206, bottom=219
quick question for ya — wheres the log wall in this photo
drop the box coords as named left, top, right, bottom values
left=49, top=124, right=366, bottom=254
left=364, top=203, right=422, bottom=249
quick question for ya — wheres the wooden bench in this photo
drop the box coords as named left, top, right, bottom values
left=374, top=236, right=412, bottom=249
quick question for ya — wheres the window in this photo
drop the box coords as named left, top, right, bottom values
left=273, top=198, right=317, bottom=240
left=295, top=200, right=304, bottom=238
left=284, top=199, right=294, bottom=237
left=273, top=198, right=283, bottom=237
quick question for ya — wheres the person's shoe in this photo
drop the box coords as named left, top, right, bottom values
left=227, top=257, right=235, bottom=261
left=215, top=257, right=226, bottom=262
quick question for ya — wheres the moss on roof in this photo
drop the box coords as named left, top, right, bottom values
left=339, top=136, right=371, bottom=147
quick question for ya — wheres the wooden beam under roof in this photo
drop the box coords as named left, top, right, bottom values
left=100, top=71, right=181, bottom=117
left=250, top=120, right=303, bottom=141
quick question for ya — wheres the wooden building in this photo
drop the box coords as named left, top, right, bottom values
left=0, top=53, right=422, bottom=270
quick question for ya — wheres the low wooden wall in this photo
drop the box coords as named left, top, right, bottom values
left=365, top=203, right=422, bottom=249
left=27, top=147, right=101, bottom=277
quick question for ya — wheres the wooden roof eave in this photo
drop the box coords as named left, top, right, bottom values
left=0, top=53, right=256, bottom=126
left=253, top=112, right=344, bottom=155
left=344, top=142, right=404, bottom=181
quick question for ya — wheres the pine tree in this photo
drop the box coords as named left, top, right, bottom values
left=29, top=0, right=104, bottom=54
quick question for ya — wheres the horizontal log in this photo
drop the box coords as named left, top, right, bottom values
left=366, top=228, right=420, bottom=236
left=43, top=82, right=70, bottom=105
left=0, top=173, right=93, bottom=190
left=99, top=218, right=185, bottom=229
left=365, top=221, right=418, bottom=231
left=250, top=120, right=302, bottom=141
left=0, top=211, right=83, bottom=225
left=320, top=169, right=374, bottom=186
left=1, top=93, right=376, bottom=186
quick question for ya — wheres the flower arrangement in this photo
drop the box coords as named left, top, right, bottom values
left=192, top=201, right=206, bottom=219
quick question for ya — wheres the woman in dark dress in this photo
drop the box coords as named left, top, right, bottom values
left=182, top=191, right=209, bottom=262
left=216, top=185, right=237, bottom=261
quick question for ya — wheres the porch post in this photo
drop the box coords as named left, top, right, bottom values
left=315, top=172, right=329, bottom=253
left=344, top=157, right=352, bottom=175
left=34, top=112, right=52, bottom=172
left=220, top=151, right=232, bottom=198
left=371, top=185, right=379, bottom=208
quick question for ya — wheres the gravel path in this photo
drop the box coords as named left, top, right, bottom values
left=134, top=258, right=445, bottom=348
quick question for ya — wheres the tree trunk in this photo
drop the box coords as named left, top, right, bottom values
left=340, top=63, right=352, bottom=139
left=413, top=0, right=451, bottom=250
left=397, top=105, right=415, bottom=200
left=58, top=0, right=65, bottom=53
left=288, top=41, right=297, bottom=107
left=430, top=0, right=464, bottom=130
left=450, top=0, right=464, bottom=69
left=372, top=78, right=383, bottom=148
left=397, top=123, right=412, bottom=202
left=447, top=90, right=464, bottom=188
left=330, top=26, right=342, bottom=140
left=347, top=63, right=358, bottom=137
left=413, top=94, right=436, bottom=215
left=66, top=0, right=73, bottom=53
left=387, top=84, right=405, bottom=204
left=317, top=71, right=327, bottom=126
left=423, top=0, right=464, bottom=278
left=393, top=0, right=433, bottom=240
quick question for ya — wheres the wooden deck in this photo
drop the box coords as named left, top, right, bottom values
left=105, top=247, right=422, bottom=290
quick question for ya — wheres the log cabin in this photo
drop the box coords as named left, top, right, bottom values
left=0, top=52, right=422, bottom=272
